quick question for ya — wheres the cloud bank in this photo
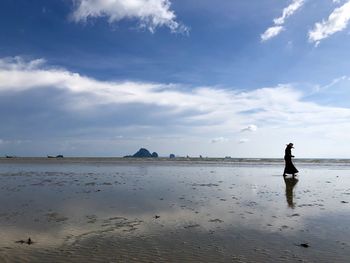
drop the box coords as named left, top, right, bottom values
left=309, top=0, right=350, bottom=45
left=261, top=0, right=305, bottom=41
left=71, top=0, right=187, bottom=33
left=2, top=57, right=350, bottom=156
left=1, top=57, right=350, bottom=129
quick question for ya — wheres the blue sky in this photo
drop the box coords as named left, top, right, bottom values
left=1, top=0, right=350, bottom=157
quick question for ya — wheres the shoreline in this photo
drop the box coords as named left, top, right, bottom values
left=1, top=157, right=350, bottom=167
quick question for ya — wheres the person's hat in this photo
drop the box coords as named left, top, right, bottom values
left=287, top=143, right=294, bottom=148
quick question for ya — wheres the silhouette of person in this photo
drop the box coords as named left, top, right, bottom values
left=284, top=177, right=298, bottom=208
left=283, top=143, right=298, bottom=177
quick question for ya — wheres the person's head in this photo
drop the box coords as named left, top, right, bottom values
left=287, top=143, right=294, bottom=148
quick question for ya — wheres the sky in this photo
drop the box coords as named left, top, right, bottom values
left=1, top=0, right=350, bottom=158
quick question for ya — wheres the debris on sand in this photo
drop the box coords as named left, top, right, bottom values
left=297, top=243, right=309, bottom=248
left=208, top=219, right=224, bottom=223
left=192, top=183, right=219, bottom=187
left=184, top=224, right=200, bottom=229
left=15, top=238, right=33, bottom=245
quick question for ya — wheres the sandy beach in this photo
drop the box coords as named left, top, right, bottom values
left=0, top=158, right=349, bottom=262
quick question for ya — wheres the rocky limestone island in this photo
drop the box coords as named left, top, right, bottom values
left=124, top=148, right=158, bottom=158
left=169, top=154, right=175, bottom=158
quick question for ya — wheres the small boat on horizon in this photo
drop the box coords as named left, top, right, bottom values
left=47, top=155, right=64, bottom=158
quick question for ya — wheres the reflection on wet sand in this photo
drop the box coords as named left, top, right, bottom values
left=284, top=176, right=298, bottom=208
left=0, top=159, right=349, bottom=262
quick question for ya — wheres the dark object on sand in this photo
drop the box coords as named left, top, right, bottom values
left=298, top=243, right=309, bottom=248
left=15, top=238, right=33, bottom=245
left=283, top=143, right=298, bottom=177
left=169, top=154, right=175, bottom=158
left=154, top=215, right=160, bottom=219
left=341, top=201, right=349, bottom=204
left=124, top=148, right=158, bottom=158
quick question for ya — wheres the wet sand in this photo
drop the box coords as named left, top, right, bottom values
left=0, top=158, right=349, bottom=262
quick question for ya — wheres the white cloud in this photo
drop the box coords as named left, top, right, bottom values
left=274, top=0, right=305, bottom=25
left=309, top=0, right=350, bottom=45
left=211, top=137, right=228, bottom=143
left=238, top=138, right=249, bottom=144
left=261, top=0, right=305, bottom=42
left=319, top=75, right=348, bottom=91
left=0, top=139, right=29, bottom=145
left=2, top=56, right=350, bottom=148
left=71, top=0, right=188, bottom=33
left=261, top=26, right=284, bottom=42
left=241, top=124, right=257, bottom=132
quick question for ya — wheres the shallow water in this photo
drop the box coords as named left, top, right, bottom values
left=0, top=158, right=349, bottom=262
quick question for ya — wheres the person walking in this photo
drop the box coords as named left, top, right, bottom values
left=283, top=143, right=298, bottom=177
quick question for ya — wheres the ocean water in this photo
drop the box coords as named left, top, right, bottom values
left=0, top=158, right=349, bottom=262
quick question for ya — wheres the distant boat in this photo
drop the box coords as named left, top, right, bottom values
left=47, top=155, right=64, bottom=158
left=5, top=155, right=16, bottom=158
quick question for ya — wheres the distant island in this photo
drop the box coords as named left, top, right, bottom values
left=124, top=148, right=158, bottom=158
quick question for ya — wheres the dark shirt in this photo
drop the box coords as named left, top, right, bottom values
left=284, top=147, right=292, bottom=160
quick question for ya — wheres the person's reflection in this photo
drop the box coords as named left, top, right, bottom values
left=284, top=177, right=298, bottom=208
